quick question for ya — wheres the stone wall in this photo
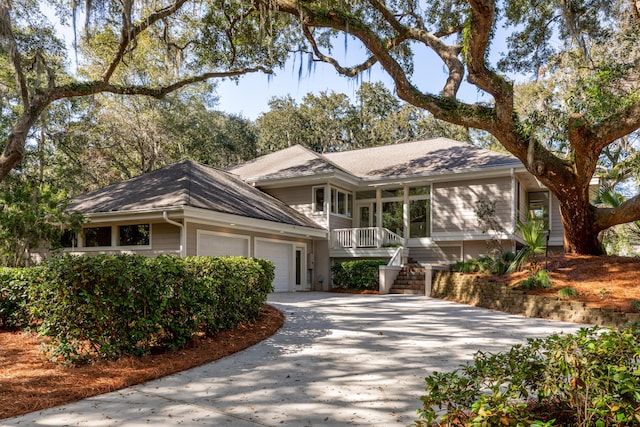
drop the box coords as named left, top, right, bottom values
left=431, top=271, right=640, bottom=327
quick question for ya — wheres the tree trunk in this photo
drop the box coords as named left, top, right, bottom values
left=557, top=196, right=604, bottom=255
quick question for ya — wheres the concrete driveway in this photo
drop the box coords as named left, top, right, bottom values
left=3, top=293, right=583, bottom=426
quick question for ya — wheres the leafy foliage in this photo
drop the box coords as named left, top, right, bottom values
left=331, top=259, right=387, bottom=290
left=517, top=269, right=553, bottom=290
left=0, top=266, right=45, bottom=329
left=453, top=252, right=515, bottom=275
left=20, top=254, right=274, bottom=364
left=0, top=178, right=84, bottom=267
left=415, top=326, right=640, bottom=427
left=558, top=286, right=579, bottom=300
left=256, top=83, right=470, bottom=155
left=508, top=215, right=548, bottom=274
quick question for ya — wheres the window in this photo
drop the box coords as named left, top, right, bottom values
left=84, top=227, right=112, bottom=247
left=119, top=224, right=150, bottom=246
left=528, top=192, right=549, bottom=229
left=409, top=199, right=431, bottom=238
left=409, top=186, right=431, bottom=238
left=382, top=201, right=403, bottom=235
left=330, top=187, right=352, bottom=217
left=60, top=230, right=77, bottom=248
left=381, top=188, right=403, bottom=198
left=313, top=187, right=325, bottom=212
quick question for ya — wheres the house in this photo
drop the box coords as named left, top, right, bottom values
left=65, top=138, right=566, bottom=292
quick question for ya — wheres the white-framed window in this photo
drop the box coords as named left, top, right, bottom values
left=409, top=186, right=431, bottom=238
left=119, top=224, right=150, bottom=246
left=313, top=185, right=352, bottom=217
left=313, top=186, right=325, bottom=213
left=83, top=226, right=112, bottom=247
left=330, top=187, right=352, bottom=217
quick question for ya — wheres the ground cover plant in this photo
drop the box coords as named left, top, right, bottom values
left=414, top=326, right=640, bottom=427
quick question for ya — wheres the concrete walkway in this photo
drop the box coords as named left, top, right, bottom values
left=3, top=293, right=583, bottom=426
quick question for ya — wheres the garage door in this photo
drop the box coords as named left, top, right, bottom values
left=197, top=231, right=249, bottom=257
left=255, top=240, right=292, bottom=292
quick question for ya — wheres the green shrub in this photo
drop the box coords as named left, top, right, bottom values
left=331, top=260, right=387, bottom=290
left=632, top=300, right=640, bottom=313
left=415, top=326, right=640, bottom=427
left=27, top=254, right=274, bottom=364
left=453, top=252, right=515, bottom=275
left=0, top=266, right=44, bottom=330
left=558, top=286, right=579, bottom=299
left=517, top=269, right=552, bottom=290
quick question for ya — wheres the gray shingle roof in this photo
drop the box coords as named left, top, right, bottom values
left=69, top=160, right=322, bottom=229
left=227, top=145, right=343, bottom=182
left=324, top=138, right=522, bottom=178
left=229, top=138, right=522, bottom=182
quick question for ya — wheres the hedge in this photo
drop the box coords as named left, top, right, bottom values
left=1, top=254, right=274, bottom=364
left=331, top=259, right=387, bottom=290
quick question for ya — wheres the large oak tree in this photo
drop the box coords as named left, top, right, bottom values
left=0, top=0, right=289, bottom=183
left=255, top=0, right=640, bottom=255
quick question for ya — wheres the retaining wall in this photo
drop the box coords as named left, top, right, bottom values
left=431, top=271, right=640, bottom=327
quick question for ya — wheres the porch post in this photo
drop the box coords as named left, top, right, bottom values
left=376, top=188, right=382, bottom=248
left=403, top=185, right=409, bottom=245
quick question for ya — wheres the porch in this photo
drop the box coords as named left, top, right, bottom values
left=329, top=227, right=404, bottom=258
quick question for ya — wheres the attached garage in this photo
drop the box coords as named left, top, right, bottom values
left=255, top=239, right=293, bottom=292
left=197, top=230, right=249, bottom=257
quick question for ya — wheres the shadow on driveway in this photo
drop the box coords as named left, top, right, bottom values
left=3, top=293, right=583, bottom=426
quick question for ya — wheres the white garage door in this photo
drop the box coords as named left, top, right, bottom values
left=255, top=240, right=292, bottom=292
left=197, top=231, right=249, bottom=257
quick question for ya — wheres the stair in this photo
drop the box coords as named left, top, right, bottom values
left=390, top=261, right=426, bottom=295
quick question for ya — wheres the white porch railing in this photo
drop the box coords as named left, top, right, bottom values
left=331, top=227, right=404, bottom=249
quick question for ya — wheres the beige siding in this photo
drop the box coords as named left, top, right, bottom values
left=432, top=177, right=512, bottom=233
left=408, top=242, right=461, bottom=263
left=549, top=193, right=565, bottom=245
left=265, top=185, right=327, bottom=228
left=312, top=240, right=330, bottom=291
left=518, top=179, right=527, bottom=224
left=329, top=214, right=353, bottom=230
left=151, top=223, right=181, bottom=253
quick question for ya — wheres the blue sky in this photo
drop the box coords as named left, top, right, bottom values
left=214, top=46, right=493, bottom=121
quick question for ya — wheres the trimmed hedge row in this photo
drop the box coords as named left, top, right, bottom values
left=331, top=259, right=387, bottom=290
left=0, top=254, right=274, bottom=364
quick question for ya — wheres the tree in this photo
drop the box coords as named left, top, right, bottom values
left=256, top=0, right=640, bottom=255
left=0, top=176, right=83, bottom=266
left=0, top=0, right=290, bottom=183
left=49, top=90, right=258, bottom=192
left=256, top=82, right=469, bottom=154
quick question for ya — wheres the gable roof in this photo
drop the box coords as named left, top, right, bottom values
left=324, top=138, right=521, bottom=178
left=229, top=138, right=522, bottom=184
left=69, top=160, right=322, bottom=229
left=227, top=145, right=345, bottom=182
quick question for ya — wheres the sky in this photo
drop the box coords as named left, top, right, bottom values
left=214, top=47, right=492, bottom=121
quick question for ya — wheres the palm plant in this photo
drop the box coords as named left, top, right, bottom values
left=507, top=214, right=547, bottom=273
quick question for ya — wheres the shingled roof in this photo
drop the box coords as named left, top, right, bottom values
left=228, top=145, right=345, bottom=182
left=229, top=138, right=522, bottom=182
left=69, top=160, right=322, bottom=229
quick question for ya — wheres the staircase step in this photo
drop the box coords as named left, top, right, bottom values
left=389, top=289, right=424, bottom=295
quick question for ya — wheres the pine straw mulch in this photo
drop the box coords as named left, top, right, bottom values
left=0, top=305, right=284, bottom=420
left=493, top=254, right=640, bottom=313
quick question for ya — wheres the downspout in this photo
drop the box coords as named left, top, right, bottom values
left=163, top=211, right=186, bottom=257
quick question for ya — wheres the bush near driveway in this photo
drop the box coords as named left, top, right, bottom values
left=1, top=254, right=274, bottom=364
left=331, top=259, right=387, bottom=290
left=414, top=326, right=640, bottom=427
